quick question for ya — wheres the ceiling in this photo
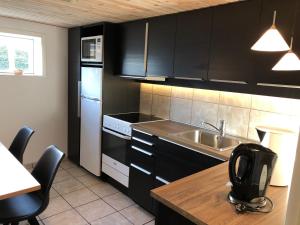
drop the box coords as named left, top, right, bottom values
left=0, top=0, right=241, bottom=28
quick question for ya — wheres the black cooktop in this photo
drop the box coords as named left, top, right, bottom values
left=109, top=112, right=162, bottom=123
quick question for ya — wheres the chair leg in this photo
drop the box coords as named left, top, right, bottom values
left=28, top=217, right=39, bottom=225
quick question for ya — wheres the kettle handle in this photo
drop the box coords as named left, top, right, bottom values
left=229, top=146, right=252, bottom=187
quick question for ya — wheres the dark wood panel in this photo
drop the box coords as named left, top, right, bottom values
left=118, top=20, right=146, bottom=76
left=208, top=0, right=261, bottom=83
left=68, top=27, right=81, bottom=165
left=146, top=14, right=177, bottom=77
left=174, top=8, right=212, bottom=80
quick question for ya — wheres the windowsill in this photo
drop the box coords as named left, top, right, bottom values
left=0, top=73, right=43, bottom=77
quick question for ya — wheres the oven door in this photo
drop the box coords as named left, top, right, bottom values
left=102, top=127, right=131, bottom=166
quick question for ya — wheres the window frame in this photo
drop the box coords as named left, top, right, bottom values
left=0, top=27, right=46, bottom=77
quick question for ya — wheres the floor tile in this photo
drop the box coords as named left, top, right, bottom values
left=67, top=166, right=89, bottom=177
left=90, top=212, right=132, bottom=225
left=53, top=177, right=84, bottom=195
left=89, top=181, right=119, bottom=198
left=103, top=192, right=134, bottom=210
left=40, top=196, right=72, bottom=219
left=120, top=205, right=154, bottom=225
left=53, top=169, right=73, bottom=184
left=49, top=188, right=60, bottom=199
left=144, top=220, right=155, bottom=225
left=61, top=159, right=77, bottom=170
left=63, top=187, right=99, bottom=207
left=43, top=209, right=87, bottom=225
left=76, top=199, right=116, bottom=222
left=76, top=174, right=101, bottom=187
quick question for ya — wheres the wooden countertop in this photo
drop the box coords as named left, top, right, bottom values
left=0, top=142, right=41, bottom=200
left=151, top=162, right=289, bottom=225
left=132, top=120, right=245, bottom=161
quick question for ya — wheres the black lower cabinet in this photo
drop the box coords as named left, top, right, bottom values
left=156, top=203, right=196, bottom=225
left=129, top=135, right=224, bottom=219
left=156, top=138, right=223, bottom=182
left=129, top=164, right=154, bottom=212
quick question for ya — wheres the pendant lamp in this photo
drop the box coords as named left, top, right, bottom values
left=272, top=37, right=300, bottom=71
left=251, top=11, right=290, bottom=52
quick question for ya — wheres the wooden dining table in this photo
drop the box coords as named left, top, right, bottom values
left=0, top=142, right=41, bottom=200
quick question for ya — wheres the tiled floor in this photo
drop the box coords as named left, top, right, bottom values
left=24, top=159, right=155, bottom=225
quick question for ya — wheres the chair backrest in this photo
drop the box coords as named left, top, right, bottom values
left=31, top=145, right=65, bottom=197
left=9, top=126, right=34, bottom=163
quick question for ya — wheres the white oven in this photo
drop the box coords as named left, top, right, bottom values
left=81, top=35, right=103, bottom=63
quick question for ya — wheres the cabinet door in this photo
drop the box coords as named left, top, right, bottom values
left=68, top=27, right=81, bottom=165
left=174, top=8, right=212, bottom=80
left=254, top=0, right=300, bottom=86
left=208, top=0, right=261, bottom=84
left=119, top=20, right=146, bottom=76
left=156, top=138, right=223, bottom=182
left=129, top=163, right=154, bottom=212
left=146, top=15, right=176, bottom=77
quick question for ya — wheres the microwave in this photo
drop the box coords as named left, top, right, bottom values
left=81, top=35, right=103, bottom=63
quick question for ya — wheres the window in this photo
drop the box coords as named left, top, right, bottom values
left=0, top=32, right=43, bottom=76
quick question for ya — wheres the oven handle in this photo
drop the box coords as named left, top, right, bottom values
left=102, top=127, right=131, bottom=140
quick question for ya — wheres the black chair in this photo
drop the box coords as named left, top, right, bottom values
left=9, top=126, right=34, bottom=163
left=0, top=145, right=65, bottom=225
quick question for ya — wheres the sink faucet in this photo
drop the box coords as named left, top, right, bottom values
left=201, top=120, right=226, bottom=137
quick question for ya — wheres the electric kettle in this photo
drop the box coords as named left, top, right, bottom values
left=228, top=143, right=277, bottom=203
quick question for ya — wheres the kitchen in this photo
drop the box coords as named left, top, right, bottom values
left=0, top=0, right=300, bottom=225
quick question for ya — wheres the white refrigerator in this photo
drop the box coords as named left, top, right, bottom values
left=80, top=66, right=102, bottom=176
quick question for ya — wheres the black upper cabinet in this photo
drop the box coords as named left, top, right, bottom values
left=146, top=15, right=177, bottom=77
left=254, top=0, right=300, bottom=85
left=174, top=8, right=212, bottom=80
left=119, top=20, right=147, bottom=76
left=68, top=27, right=81, bottom=165
left=208, top=0, right=261, bottom=83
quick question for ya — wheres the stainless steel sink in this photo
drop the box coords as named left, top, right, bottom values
left=174, top=130, right=241, bottom=151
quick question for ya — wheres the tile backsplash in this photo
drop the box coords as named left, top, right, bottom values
left=139, top=83, right=300, bottom=141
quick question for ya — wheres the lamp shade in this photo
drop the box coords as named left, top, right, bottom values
left=251, top=26, right=290, bottom=52
left=272, top=50, right=300, bottom=71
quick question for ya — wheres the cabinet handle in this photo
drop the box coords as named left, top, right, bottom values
left=209, top=79, right=247, bottom=84
left=132, top=146, right=152, bottom=156
left=77, top=81, right=81, bottom=118
left=257, top=83, right=300, bottom=89
left=133, top=128, right=153, bottom=137
left=130, top=163, right=151, bottom=175
left=155, top=176, right=170, bottom=185
left=144, top=22, right=149, bottom=73
left=132, top=137, right=153, bottom=146
left=174, top=76, right=203, bottom=81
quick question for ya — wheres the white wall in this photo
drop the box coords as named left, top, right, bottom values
left=285, top=132, right=300, bottom=225
left=0, top=17, right=68, bottom=164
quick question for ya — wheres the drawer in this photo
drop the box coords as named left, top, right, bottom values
left=130, top=145, right=154, bottom=172
left=132, top=128, right=155, bottom=143
left=131, top=137, right=154, bottom=153
left=102, top=154, right=129, bottom=176
left=102, top=163, right=129, bottom=187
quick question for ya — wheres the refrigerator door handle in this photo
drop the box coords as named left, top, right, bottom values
left=81, top=96, right=100, bottom=101
left=77, top=81, right=81, bottom=118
